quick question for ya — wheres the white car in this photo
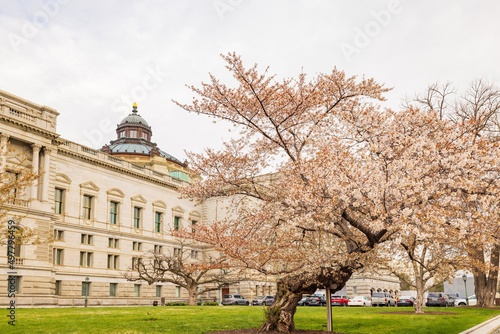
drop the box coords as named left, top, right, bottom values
left=455, top=295, right=477, bottom=306
left=348, top=296, right=372, bottom=307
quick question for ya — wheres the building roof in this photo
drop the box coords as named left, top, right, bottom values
left=119, top=103, right=150, bottom=127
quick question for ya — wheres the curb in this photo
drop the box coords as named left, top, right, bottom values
left=458, top=314, right=500, bottom=334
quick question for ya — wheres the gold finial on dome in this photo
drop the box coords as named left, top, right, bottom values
left=133, top=102, right=138, bottom=108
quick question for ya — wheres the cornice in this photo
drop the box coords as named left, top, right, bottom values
left=0, top=115, right=60, bottom=140
left=57, top=146, right=180, bottom=190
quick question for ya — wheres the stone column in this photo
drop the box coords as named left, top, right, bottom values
left=31, top=143, right=41, bottom=201
left=42, top=147, right=52, bottom=201
left=0, top=133, right=9, bottom=172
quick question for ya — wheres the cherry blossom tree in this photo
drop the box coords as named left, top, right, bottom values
left=174, top=54, right=500, bottom=332
left=383, top=239, right=466, bottom=313
left=410, top=80, right=500, bottom=307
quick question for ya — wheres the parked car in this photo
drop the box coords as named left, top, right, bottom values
left=425, top=292, right=454, bottom=307
left=348, top=296, right=372, bottom=307
left=298, top=296, right=312, bottom=306
left=331, top=295, right=349, bottom=306
left=371, top=292, right=396, bottom=307
left=397, top=296, right=416, bottom=307
left=307, top=295, right=326, bottom=306
left=455, top=295, right=477, bottom=306
left=222, top=294, right=250, bottom=305
left=446, top=294, right=460, bottom=305
left=252, top=295, right=275, bottom=306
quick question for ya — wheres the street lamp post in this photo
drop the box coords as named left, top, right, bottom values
left=462, top=273, right=469, bottom=306
left=85, top=276, right=89, bottom=308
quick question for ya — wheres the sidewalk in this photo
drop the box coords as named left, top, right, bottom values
left=459, top=315, right=500, bottom=334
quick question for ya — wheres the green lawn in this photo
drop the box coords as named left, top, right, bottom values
left=1, top=306, right=499, bottom=334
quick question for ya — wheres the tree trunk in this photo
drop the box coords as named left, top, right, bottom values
left=474, top=245, right=500, bottom=307
left=414, top=278, right=425, bottom=314
left=187, top=286, right=197, bottom=306
left=258, top=266, right=353, bottom=334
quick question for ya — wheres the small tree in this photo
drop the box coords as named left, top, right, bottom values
left=386, top=239, right=465, bottom=313
left=125, top=242, right=245, bottom=305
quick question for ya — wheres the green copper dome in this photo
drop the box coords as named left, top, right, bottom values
left=119, top=103, right=150, bottom=127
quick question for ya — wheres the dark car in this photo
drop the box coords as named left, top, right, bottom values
left=307, top=295, right=326, bottom=306
left=252, top=295, right=275, bottom=306
left=425, top=292, right=453, bottom=307
left=397, top=296, right=416, bottom=307
left=221, top=294, right=250, bottom=305
left=298, top=296, right=312, bottom=306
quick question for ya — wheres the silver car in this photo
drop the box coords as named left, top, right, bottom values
left=222, top=294, right=250, bottom=305
left=252, top=295, right=275, bottom=306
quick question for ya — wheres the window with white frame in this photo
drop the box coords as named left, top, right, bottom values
left=82, top=195, right=93, bottom=220
left=54, top=188, right=64, bottom=214
left=109, top=201, right=118, bottom=224
left=133, top=207, right=141, bottom=229
left=154, top=212, right=162, bottom=233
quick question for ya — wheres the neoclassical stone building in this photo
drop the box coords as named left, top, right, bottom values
left=0, top=89, right=398, bottom=308
left=0, top=89, right=275, bottom=307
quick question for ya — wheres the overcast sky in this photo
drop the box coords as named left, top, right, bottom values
left=1, top=0, right=499, bottom=162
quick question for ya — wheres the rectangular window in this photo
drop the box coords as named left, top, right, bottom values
left=132, top=241, right=142, bottom=251
left=81, top=282, right=90, bottom=296
left=110, top=283, right=117, bottom=297
left=83, top=195, right=93, bottom=220
left=81, top=234, right=93, bottom=245
left=191, top=220, right=197, bottom=233
left=156, top=285, right=162, bottom=298
left=353, top=286, right=357, bottom=294
left=107, top=255, right=119, bottom=269
left=7, top=276, right=20, bottom=294
left=173, top=247, right=181, bottom=257
left=54, top=248, right=63, bottom=265
left=133, top=207, right=141, bottom=229
left=174, top=216, right=180, bottom=231
left=54, top=229, right=64, bottom=241
left=79, top=251, right=93, bottom=267
left=6, top=171, right=20, bottom=201
left=191, top=250, right=198, bottom=259
left=154, top=245, right=162, bottom=254
left=155, top=212, right=162, bottom=233
left=130, top=130, right=138, bottom=138
left=14, top=238, right=21, bottom=257
left=132, top=257, right=139, bottom=270
left=55, top=280, right=61, bottom=296
left=54, top=188, right=64, bottom=214
left=108, top=238, right=119, bottom=248
left=134, top=284, right=141, bottom=297
left=110, top=201, right=118, bottom=224
left=175, top=286, right=181, bottom=298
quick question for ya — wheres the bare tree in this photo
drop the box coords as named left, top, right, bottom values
left=125, top=242, right=245, bottom=305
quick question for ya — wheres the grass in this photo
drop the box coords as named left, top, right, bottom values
left=1, top=305, right=499, bottom=334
